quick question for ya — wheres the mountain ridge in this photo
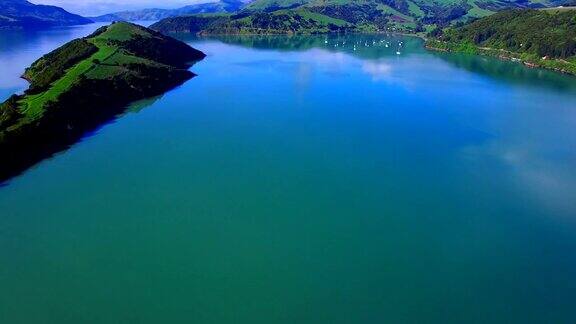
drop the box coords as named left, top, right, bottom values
left=0, top=0, right=92, bottom=29
left=91, top=0, right=250, bottom=22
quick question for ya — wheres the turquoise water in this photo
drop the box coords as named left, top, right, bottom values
left=1, top=25, right=576, bottom=323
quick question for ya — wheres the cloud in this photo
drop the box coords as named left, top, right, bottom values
left=362, top=61, right=392, bottom=81
left=459, top=92, right=576, bottom=216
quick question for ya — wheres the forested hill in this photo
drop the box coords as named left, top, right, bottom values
left=151, top=0, right=566, bottom=35
left=0, top=0, right=92, bottom=29
left=426, top=9, right=576, bottom=74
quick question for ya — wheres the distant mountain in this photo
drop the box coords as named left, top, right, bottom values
left=91, top=0, right=249, bottom=22
left=0, top=0, right=92, bottom=29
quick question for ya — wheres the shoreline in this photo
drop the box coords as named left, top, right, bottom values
left=167, top=30, right=428, bottom=44
left=425, top=41, right=576, bottom=76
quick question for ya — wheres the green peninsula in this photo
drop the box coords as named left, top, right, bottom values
left=426, top=9, right=576, bottom=75
left=0, top=22, right=205, bottom=181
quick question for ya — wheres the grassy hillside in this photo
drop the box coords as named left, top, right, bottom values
left=0, top=22, right=205, bottom=180
left=10, top=22, right=203, bottom=124
left=23, top=39, right=99, bottom=93
left=426, top=9, right=576, bottom=74
left=151, top=5, right=404, bottom=34
left=151, top=10, right=355, bottom=34
left=152, top=0, right=565, bottom=35
left=244, top=0, right=563, bottom=27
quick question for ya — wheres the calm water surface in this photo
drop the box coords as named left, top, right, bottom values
left=1, top=24, right=576, bottom=323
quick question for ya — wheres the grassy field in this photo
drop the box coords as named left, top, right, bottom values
left=407, top=1, right=424, bottom=17
left=466, top=1, right=493, bottom=18
left=290, top=8, right=350, bottom=25
left=19, top=44, right=116, bottom=121
left=15, top=23, right=155, bottom=124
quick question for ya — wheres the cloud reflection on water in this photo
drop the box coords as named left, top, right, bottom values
left=203, top=35, right=576, bottom=216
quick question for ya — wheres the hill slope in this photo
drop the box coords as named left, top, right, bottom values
left=426, top=9, right=576, bottom=74
left=0, top=0, right=92, bottom=29
left=0, top=22, right=205, bottom=181
left=244, top=0, right=563, bottom=25
left=151, top=0, right=565, bottom=35
left=151, top=10, right=354, bottom=34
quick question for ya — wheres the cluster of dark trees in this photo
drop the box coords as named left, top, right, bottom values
left=419, top=2, right=470, bottom=25
left=0, top=95, right=22, bottom=131
left=150, top=15, right=228, bottom=33
left=111, top=33, right=206, bottom=68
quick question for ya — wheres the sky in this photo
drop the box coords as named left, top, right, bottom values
left=31, top=0, right=212, bottom=16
